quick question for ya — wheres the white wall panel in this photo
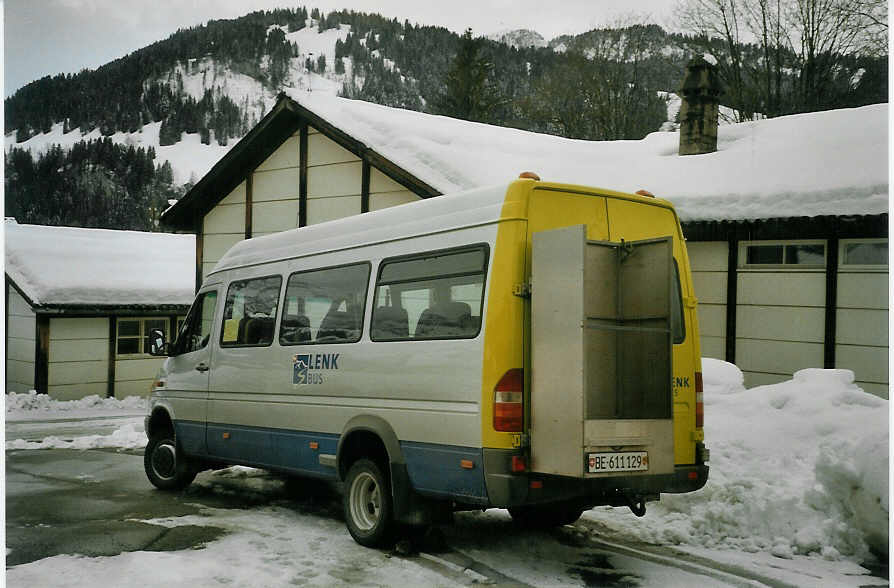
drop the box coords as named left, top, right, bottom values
left=836, top=345, right=888, bottom=384
left=204, top=203, right=245, bottom=234
left=737, top=272, right=826, bottom=307
left=686, top=242, right=728, bottom=271
left=220, top=181, right=246, bottom=204
left=252, top=167, right=299, bottom=202
left=307, top=161, right=363, bottom=197
left=48, top=382, right=107, bottom=400
left=7, top=312, right=36, bottom=340
left=116, top=357, right=166, bottom=381
left=691, top=272, right=727, bottom=304
left=370, top=190, right=419, bottom=211
left=369, top=168, right=404, bottom=193
left=307, top=133, right=358, bottom=166
left=700, top=336, right=726, bottom=360
left=8, top=287, right=34, bottom=315
left=306, top=195, right=362, bottom=225
left=114, top=379, right=154, bottom=398
left=696, top=304, right=726, bottom=338
left=736, top=338, right=823, bottom=375
left=836, top=308, right=888, bottom=346
left=49, top=317, right=108, bottom=340
left=837, top=273, right=889, bottom=309
left=736, top=306, right=825, bottom=343
left=49, top=361, right=107, bottom=386
left=252, top=199, right=300, bottom=233
left=856, top=382, right=888, bottom=399
left=256, top=136, right=299, bottom=171
left=7, top=337, right=34, bottom=363
left=203, top=233, right=243, bottom=265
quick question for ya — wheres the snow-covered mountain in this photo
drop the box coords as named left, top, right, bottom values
left=486, top=28, right=547, bottom=49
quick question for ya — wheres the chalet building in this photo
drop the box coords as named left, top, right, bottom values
left=161, top=90, right=888, bottom=398
left=5, top=222, right=194, bottom=399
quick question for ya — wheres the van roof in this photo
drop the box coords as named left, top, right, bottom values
left=212, top=183, right=511, bottom=275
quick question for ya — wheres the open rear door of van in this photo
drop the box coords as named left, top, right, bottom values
left=529, top=224, right=675, bottom=479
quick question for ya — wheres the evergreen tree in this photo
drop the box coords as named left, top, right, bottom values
left=433, top=29, right=502, bottom=122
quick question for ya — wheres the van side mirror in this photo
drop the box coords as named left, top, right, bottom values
left=148, top=328, right=170, bottom=356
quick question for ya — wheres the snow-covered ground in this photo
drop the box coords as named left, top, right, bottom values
left=5, top=360, right=888, bottom=586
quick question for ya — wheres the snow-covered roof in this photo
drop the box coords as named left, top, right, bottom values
left=283, top=90, right=889, bottom=222
left=5, top=223, right=195, bottom=307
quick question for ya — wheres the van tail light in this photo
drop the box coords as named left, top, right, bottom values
left=494, top=369, right=524, bottom=432
left=695, top=371, right=704, bottom=428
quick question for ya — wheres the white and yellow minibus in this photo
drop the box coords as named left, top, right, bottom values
left=145, top=175, right=709, bottom=546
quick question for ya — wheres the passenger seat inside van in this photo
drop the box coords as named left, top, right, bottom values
left=372, top=305, right=409, bottom=339
left=244, top=317, right=275, bottom=345
left=415, top=301, right=474, bottom=338
left=317, top=310, right=357, bottom=342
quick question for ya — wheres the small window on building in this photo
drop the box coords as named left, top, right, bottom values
left=841, top=239, right=888, bottom=267
left=372, top=245, right=488, bottom=341
left=116, top=317, right=170, bottom=356
left=741, top=241, right=826, bottom=268
left=220, top=276, right=282, bottom=347
left=280, top=263, right=370, bottom=345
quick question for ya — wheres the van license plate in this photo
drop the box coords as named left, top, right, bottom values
left=588, top=452, right=648, bottom=473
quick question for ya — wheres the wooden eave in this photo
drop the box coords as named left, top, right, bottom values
left=682, top=213, right=888, bottom=242
left=160, top=94, right=442, bottom=231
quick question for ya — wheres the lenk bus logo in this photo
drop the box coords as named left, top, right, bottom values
left=293, top=353, right=340, bottom=385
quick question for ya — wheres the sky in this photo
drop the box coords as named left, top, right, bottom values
left=4, top=0, right=675, bottom=97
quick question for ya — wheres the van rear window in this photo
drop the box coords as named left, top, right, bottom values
left=372, top=245, right=488, bottom=341
left=672, top=261, right=685, bottom=344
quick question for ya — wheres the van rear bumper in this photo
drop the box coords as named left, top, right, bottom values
left=483, top=448, right=708, bottom=508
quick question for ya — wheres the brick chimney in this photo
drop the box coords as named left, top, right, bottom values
left=678, top=57, right=722, bottom=156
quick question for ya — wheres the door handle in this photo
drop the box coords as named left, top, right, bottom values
left=195, top=362, right=210, bottom=372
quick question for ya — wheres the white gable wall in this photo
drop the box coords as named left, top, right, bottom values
left=201, top=124, right=423, bottom=279
left=6, top=285, right=36, bottom=393
left=203, top=181, right=247, bottom=279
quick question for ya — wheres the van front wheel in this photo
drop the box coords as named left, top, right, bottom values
left=344, top=459, right=394, bottom=547
left=144, top=436, right=196, bottom=491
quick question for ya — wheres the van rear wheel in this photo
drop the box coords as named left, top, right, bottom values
left=508, top=504, right=583, bottom=528
left=144, top=436, right=196, bottom=491
left=344, top=459, right=394, bottom=547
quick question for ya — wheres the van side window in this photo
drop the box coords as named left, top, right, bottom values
left=220, top=276, right=282, bottom=347
left=279, top=263, right=370, bottom=345
left=174, top=290, right=218, bottom=354
left=372, top=246, right=487, bottom=341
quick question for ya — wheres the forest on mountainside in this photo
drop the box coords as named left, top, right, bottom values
left=4, top=3, right=887, bottom=230
left=5, top=139, right=182, bottom=231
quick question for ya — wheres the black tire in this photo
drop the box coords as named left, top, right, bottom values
left=144, top=436, right=196, bottom=491
left=508, top=504, right=583, bottom=528
left=343, top=458, right=394, bottom=547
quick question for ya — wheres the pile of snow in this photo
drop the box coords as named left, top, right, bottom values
left=585, top=362, right=889, bottom=563
left=280, top=91, right=888, bottom=222
left=6, top=421, right=146, bottom=451
left=7, top=390, right=146, bottom=416
left=5, top=223, right=195, bottom=306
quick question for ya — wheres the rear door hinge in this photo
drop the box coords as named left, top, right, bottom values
left=513, top=281, right=532, bottom=298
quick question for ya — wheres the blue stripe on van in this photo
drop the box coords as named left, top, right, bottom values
left=173, top=420, right=206, bottom=455
left=174, top=420, right=487, bottom=503
left=401, top=441, right=488, bottom=504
